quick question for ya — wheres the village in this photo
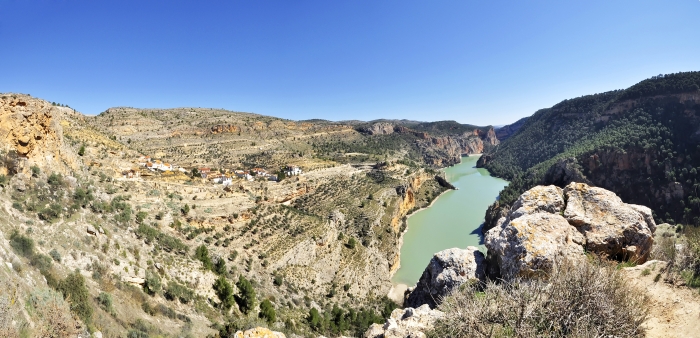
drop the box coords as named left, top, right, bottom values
left=121, top=155, right=302, bottom=185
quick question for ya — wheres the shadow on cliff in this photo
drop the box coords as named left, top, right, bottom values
left=470, top=223, right=486, bottom=245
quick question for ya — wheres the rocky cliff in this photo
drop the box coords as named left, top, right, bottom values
left=0, top=94, right=81, bottom=176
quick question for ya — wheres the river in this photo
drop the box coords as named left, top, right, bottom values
left=391, top=155, right=509, bottom=286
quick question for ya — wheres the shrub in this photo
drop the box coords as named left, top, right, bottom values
left=273, top=275, right=283, bottom=287
left=30, top=165, right=40, bottom=177
left=30, top=254, right=53, bottom=271
left=165, top=281, right=194, bottom=304
left=9, top=231, right=34, bottom=258
left=97, top=292, right=114, bottom=314
left=58, top=271, right=93, bottom=326
left=346, top=237, right=356, bottom=249
left=426, top=260, right=648, bottom=338
left=144, top=270, right=162, bottom=295
left=30, top=289, right=79, bottom=337
left=194, top=245, right=213, bottom=270
left=49, top=249, right=61, bottom=262
left=258, top=299, right=276, bottom=323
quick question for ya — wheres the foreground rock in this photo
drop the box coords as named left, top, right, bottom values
left=234, top=327, right=285, bottom=338
left=485, top=182, right=656, bottom=280
left=364, top=305, right=443, bottom=338
left=563, top=182, right=655, bottom=262
left=405, top=247, right=485, bottom=309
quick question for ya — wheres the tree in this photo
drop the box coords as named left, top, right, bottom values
left=78, top=144, right=85, bottom=156
left=235, top=275, right=256, bottom=315
left=194, top=245, right=212, bottom=270
left=259, top=299, right=276, bottom=323
left=309, top=308, right=323, bottom=331
left=213, top=276, right=235, bottom=311
left=214, top=257, right=227, bottom=276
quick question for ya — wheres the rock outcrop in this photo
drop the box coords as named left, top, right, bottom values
left=485, top=182, right=656, bottom=280
left=563, top=182, right=655, bottom=262
left=233, top=327, right=285, bottom=338
left=364, top=305, right=443, bottom=338
left=405, top=247, right=486, bottom=309
left=0, top=94, right=80, bottom=176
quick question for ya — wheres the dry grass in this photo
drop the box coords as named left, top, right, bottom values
left=427, top=259, right=648, bottom=338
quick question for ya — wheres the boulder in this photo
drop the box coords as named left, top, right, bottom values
left=123, top=276, right=145, bottom=285
left=563, top=182, right=655, bottom=262
left=86, top=225, right=98, bottom=236
left=485, top=182, right=657, bottom=280
left=508, top=185, right=565, bottom=221
left=405, top=247, right=485, bottom=309
left=233, top=327, right=285, bottom=338
left=485, top=213, right=585, bottom=280
left=364, top=305, right=443, bottom=338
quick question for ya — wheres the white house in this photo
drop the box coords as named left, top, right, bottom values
left=285, top=165, right=302, bottom=176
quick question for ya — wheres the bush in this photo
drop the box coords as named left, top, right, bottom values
left=194, top=245, right=213, bottom=270
left=97, top=292, right=114, bottom=313
left=58, top=271, right=93, bottom=326
left=9, top=231, right=34, bottom=258
left=30, top=289, right=79, bottom=337
left=165, top=281, right=194, bottom=304
left=30, top=254, right=53, bottom=271
left=49, top=249, right=61, bottom=262
left=426, top=260, right=648, bottom=338
left=258, top=299, right=276, bottom=323
left=144, top=270, right=162, bottom=295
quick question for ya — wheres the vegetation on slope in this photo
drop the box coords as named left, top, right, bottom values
left=483, top=71, right=700, bottom=226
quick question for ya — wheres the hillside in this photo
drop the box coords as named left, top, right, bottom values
left=479, top=71, right=700, bottom=230
left=0, top=93, right=495, bottom=337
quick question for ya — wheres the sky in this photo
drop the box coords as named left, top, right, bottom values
left=1, top=1, right=699, bottom=126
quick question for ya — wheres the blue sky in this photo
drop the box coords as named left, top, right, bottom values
left=1, top=1, right=699, bottom=125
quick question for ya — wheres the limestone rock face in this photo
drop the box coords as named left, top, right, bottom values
left=563, top=182, right=655, bottom=262
left=364, top=305, right=443, bottom=338
left=364, top=122, right=395, bottom=135
left=485, top=182, right=657, bottom=280
left=234, top=327, right=285, bottom=338
left=485, top=213, right=585, bottom=280
left=508, top=185, right=565, bottom=221
left=0, top=94, right=80, bottom=175
left=405, top=247, right=485, bottom=309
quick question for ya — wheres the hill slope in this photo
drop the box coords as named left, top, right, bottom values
left=480, top=71, right=700, bottom=230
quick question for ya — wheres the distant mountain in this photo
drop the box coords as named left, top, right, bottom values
left=480, top=71, right=700, bottom=230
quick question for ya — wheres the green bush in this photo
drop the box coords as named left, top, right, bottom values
left=164, top=281, right=194, bottom=304
left=143, top=270, right=162, bottom=295
left=49, top=249, right=61, bottom=262
left=58, top=271, right=93, bottom=326
left=258, top=299, right=276, bottom=323
left=97, top=292, right=114, bottom=313
left=30, top=254, right=53, bottom=271
left=194, top=245, right=213, bottom=270
left=9, top=230, right=34, bottom=258
left=235, top=275, right=256, bottom=315
left=213, top=276, right=235, bottom=311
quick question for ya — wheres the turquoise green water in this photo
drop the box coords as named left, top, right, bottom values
left=391, top=155, right=509, bottom=286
